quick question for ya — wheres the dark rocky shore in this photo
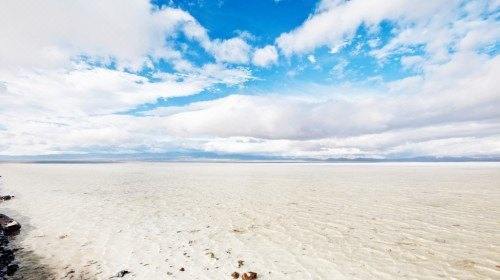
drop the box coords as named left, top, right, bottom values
left=0, top=194, right=21, bottom=279
left=0, top=229, right=18, bottom=278
left=0, top=177, right=63, bottom=280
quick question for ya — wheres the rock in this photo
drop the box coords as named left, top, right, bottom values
left=242, top=271, right=258, bottom=280
left=231, top=271, right=240, bottom=279
left=0, top=214, right=21, bottom=236
left=179, top=267, right=185, bottom=272
left=0, top=195, right=13, bottom=201
left=114, top=270, right=131, bottom=277
left=0, top=230, right=17, bottom=278
left=6, top=263, right=18, bottom=276
left=238, top=260, right=244, bottom=268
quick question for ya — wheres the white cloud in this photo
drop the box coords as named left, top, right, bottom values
left=400, top=55, right=425, bottom=71
left=252, top=45, right=279, bottom=67
left=0, top=64, right=252, bottom=117
left=307, top=55, right=317, bottom=64
left=145, top=51, right=500, bottom=158
left=276, top=0, right=499, bottom=66
left=167, top=12, right=253, bottom=64
left=0, top=0, right=256, bottom=156
left=0, top=0, right=255, bottom=70
left=330, top=59, right=348, bottom=78
left=276, top=0, right=448, bottom=56
left=4, top=49, right=495, bottom=158
left=210, top=37, right=252, bottom=64
left=158, top=56, right=499, bottom=140
left=0, top=1, right=183, bottom=70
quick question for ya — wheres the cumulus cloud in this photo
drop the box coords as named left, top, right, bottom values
left=276, top=0, right=499, bottom=64
left=0, top=1, right=180, bottom=70
left=167, top=12, right=253, bottom=64
left=158, top=53, right=499, bottom=138
left=0, top=64, right=251, bottom=117
left=210, top=38, right=252, bottom=64
left=0, top=0, right=255, bottom=155
left=2, top=49, right=498, bottom=158
left=0, top=0, right=255, bottom=70
left=252, top=45, right=279, bottom=67
left=0, top=1, right=254, bottom=108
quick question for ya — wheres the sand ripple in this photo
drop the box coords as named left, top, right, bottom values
left=0, top=163, right=499, bottom=279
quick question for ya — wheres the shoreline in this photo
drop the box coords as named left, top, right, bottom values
left=0, top=195, right=20, bottom=278
left=0, top=195, right=57, bottom=280
left=0, top=228, right=17, bottom=278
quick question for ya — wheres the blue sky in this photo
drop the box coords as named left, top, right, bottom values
left=132, top=1, right=407, bottom=112
left=0, top=0, right=499, bottom=159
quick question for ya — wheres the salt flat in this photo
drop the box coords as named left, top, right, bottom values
left=0, top=162, right=499, bottom=279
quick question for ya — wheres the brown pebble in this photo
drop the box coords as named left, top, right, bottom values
left=238, top=260, right=244, bottom=268
left=231, top=271, right=240, bottom=279
left=179, top=267, right=185, bottom=272
left=242, top=271, right=257, bottom=280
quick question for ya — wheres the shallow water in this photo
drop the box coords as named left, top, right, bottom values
left=0, top=162, right=499, bottom=279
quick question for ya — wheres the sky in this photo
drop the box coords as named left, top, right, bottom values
left=0, top=0, right=499, bottom=160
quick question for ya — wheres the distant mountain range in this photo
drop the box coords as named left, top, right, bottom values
left=1, top=152, right=499, bottom=163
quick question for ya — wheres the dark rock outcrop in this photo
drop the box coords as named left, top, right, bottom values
left=0, top=228, right=19, bottom=278
left=0, top=196, right=13, bottom=201
left=0, top=214, right=21, bottom=236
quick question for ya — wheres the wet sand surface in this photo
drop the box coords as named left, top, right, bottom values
left=0, top=162, right=499, bottom=279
